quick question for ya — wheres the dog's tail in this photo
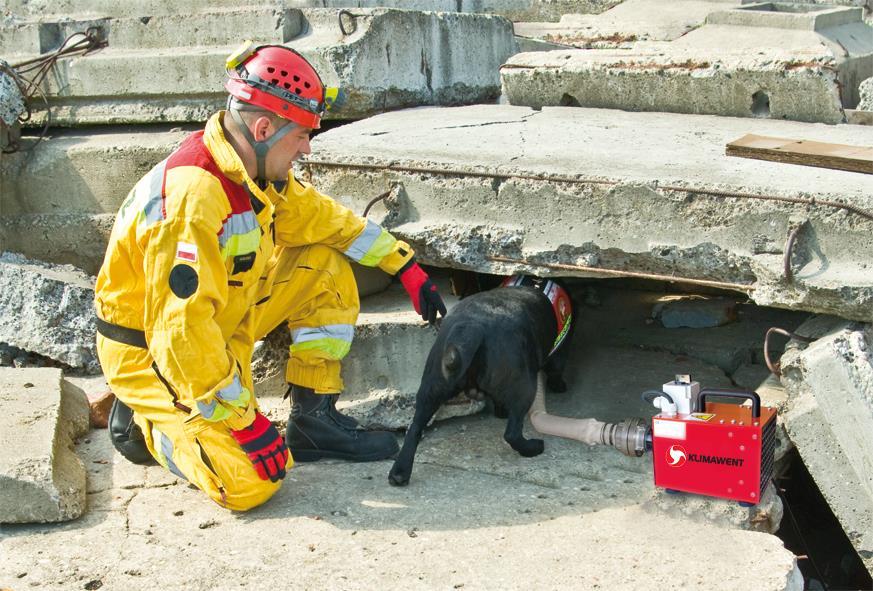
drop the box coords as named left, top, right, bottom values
left=440, top=324, right=484, bottom=383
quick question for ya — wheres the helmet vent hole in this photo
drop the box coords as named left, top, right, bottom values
left=267, top=67, right=275, bottom=74
left=295, top=87, right=302, bottom=94
left=293, top=75, right=300, bottom=82
left=280, top=70, right=288, bottom=77
left=304, top=81, right=311, bottom=89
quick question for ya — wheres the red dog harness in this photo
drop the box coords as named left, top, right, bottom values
left=501, top=275, right=572, bottom=356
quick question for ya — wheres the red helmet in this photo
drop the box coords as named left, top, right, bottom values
left=225, top=42, right=326, bottom=129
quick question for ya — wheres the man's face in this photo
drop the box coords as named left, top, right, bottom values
left=262, top=120, right=313, bottom=181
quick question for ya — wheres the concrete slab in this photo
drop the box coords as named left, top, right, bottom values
left=0, top=366, right=802, bottom=590
left=303, top=104, right=873, bottom=322
left=0, top=253, right=98, bottom=372
left=286, top=0, right=625, bottom=21
left=2, top=8, right=515, bottom=126
left=514, top=0, right=742, bottom=47
left=2, top=0, right=621, bottom=21
left=0, top=368, right=89, bottom=523
left=780, top=317, right=873, bottom=576
left=0, top=125, right=189, bottom=216
left=503, top=3, right=873, bottom=122
left=0, top=213, right=117, bottom=276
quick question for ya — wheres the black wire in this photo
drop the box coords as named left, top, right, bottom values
left=2, top=28, right=104, bottom=154
left=641, top=389, right=675, bottom=405
left=773, top=476, right=829, bottom=589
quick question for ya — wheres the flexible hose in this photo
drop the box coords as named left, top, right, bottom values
left=528, top=373, right=611, bottom=445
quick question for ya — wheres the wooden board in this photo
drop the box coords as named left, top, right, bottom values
left=726, top=133, right=873, bottom=175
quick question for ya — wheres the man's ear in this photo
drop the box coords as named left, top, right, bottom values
left=253, top=116, right=273, bottom=142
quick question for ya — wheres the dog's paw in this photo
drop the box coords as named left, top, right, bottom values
left=520, top=438, right=545, bottom=458
left=388, top=464, right=410, bottom=487
left=547, top=376, right=567, bottom=393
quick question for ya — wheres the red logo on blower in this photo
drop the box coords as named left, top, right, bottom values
left=666, top=444, right=687, bottom=467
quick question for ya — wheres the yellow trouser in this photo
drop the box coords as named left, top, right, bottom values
left=97, top=244, right=360, bottom=511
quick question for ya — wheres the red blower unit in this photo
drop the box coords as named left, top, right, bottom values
left=647, top=377, right=777, bottom=505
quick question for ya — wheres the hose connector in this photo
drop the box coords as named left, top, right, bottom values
left=601, top=418, right=649, bottom=457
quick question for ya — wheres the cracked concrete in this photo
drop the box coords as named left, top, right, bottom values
left=303, top=104, right=873, bottom=322
left=780, top=316, right=873, bottom=576
left=1, top=8, right=516, bottom=126
left=0, top=340, right=801, bottom=589
left=0, top=253, right=98, bottom=372
left=504, top=0, right=873, bottom=122
left=0, top=368, right=90, bottom=523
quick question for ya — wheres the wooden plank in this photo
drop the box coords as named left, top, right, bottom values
left=726, top=133, right=873, bottom=175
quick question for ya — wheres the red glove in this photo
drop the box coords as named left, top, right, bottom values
left=398, top=260, right=446, bottom=325
left=230, top=412, right=289, bottom=483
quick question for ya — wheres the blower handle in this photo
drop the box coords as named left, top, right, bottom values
left=698, top=388, right=761, bottom=419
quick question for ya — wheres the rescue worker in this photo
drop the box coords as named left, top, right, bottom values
left=95, top=42, right=446, bottom=511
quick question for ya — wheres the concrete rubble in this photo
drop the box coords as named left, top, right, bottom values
left=861, top=75, right=873, bottom=111
left=0, top=253, right=98, bottom=372
left=0, top=331, right=803, bottom=590
left=286, top=0, right=623, bottom=21
left=0, top=126, right=188, bottom=275
left=2, top=0, right=872, bottom=586
left=304, top=104, right=873, bottom=322
left=2, top=0, right=622, bottom=21
left=514, top=0, right=743, bottom=47
left=504, top=0, right=873, bottom=123
left=780, top=316, right=873, bottom=575
left=1, top=7, right=516, bottom=126
left=0, top=368, right=90, bottom=523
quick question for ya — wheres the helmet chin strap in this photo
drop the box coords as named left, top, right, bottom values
left=229, top=105, right=297, bottom=191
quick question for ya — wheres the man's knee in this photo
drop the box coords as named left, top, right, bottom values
left=217, top=476, right=284, bottom=512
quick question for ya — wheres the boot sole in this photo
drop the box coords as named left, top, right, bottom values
left=291, top=448, right=397, bottom=463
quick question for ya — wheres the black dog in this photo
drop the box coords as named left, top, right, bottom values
left=388, top=276, right=574, bottom=486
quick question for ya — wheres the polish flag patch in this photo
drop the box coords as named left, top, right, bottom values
left=175, top=242, right=198, bottom=262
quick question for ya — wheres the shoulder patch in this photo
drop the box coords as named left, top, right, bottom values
left=169, top=264, right=199, bottom=299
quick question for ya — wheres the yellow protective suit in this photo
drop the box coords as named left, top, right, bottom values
left=95, top=111, right=413, bottom=510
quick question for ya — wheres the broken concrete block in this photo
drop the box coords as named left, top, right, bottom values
left=1, top=8, right=515, bottom=126
left=306, top=104, right=873, bottom=322
left=0, top=253, right=97, bottom=372
left=860, top=76, right=873, bottom=112
left=0, top=214, right=116, bottom=277
left=254, top=282, right=484, bottom=429
left=0, top=127, right=186, bottom=215
left=0, top=368, right=89, bottom=523
left=514, top=0, right=737, bottom=47
left=652, top=296, right=737, bottom=328
left=780, top=318, right=873, bottom=577
left=503, top=3, right=873, bottom=123
left=644, top=481, right=784, bottom=534
left=3, top=0, right=621, bottom=21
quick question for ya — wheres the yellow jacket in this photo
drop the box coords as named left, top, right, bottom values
left=95, top=111, right=413, bottom=430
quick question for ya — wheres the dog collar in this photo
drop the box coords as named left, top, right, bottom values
left=502, top=275, right=572, bottom=356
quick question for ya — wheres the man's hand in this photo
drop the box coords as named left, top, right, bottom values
left=230, top=412, right=289, bottom=482
left=398, top=260, right=446, bottom=325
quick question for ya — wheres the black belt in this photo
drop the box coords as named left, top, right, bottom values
left=95, top=317, right=192, bottom=413
left=95, top=317, right=147, bottom=349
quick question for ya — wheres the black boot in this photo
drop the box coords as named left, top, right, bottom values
left=108, top=398, right=156, bottom=465
left=285, top=385, right=399, bottom=462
